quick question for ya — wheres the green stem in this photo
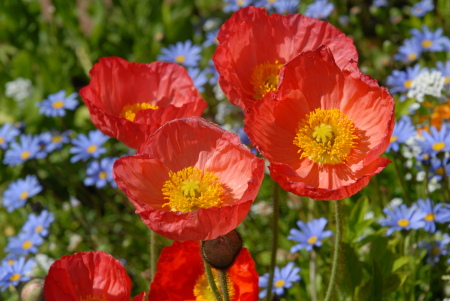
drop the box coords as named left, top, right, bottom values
left=265, top=182, right=280, bottom=301
left=150, top=231, right=156, bottom=281
left=204, top=260, right=222, bottom=301
left=324, top=200, right=343, bottom=301
left=219, top=270, right=231, bottom=301
left=393, top=154, right=412, bottom=204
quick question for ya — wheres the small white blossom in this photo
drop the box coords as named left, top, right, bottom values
left=407, top=70, right=446, bottom=102
left=5, top=77, right=33, bottom=102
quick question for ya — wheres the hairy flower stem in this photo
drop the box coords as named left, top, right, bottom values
left=204, top=260, right=222, bottom=301
left=393, top=154, right=412, bottom=204
left=324, top=200, right=343, bottom=301
left=150, top=230, right=156, bottom=281
left=219, top=270, right=231, bottom=301
left=265, top=182, right=280, bottom=301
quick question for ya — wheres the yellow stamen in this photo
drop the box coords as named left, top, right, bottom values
left=435, top=167, right=445, bottom=175
left=432, top=142, right=445, bottom=152
left=390, top=136, right=398, bottom=143
left=99, top=171, right=107, bottom=179
left=9, top=273, right=21, bottom=282
left=52, top=135, right=62, bottom=143
left=250, top=60, right=283, bottom=99
left=162, top=166, right=225, bottom=213
left=422, top=40, right=433, bottom=48
left=432, top=248, right=441, bottom=256
left=193, top=269, right=235, bottom=301
left=307, top=236, right=318, bottom=245
left=35, top=225, right=44, bottom=233
left=237, top=0, right=244, bottom=5
left=0, top=137, right=4, bottom=144
left=22, top=240, right=33, bottom=250
left=119, top=102, right=159, bottom=122
left=20, top=151, right=30, bottom=160
left=293, top=108, right=358, bottom=165
left=424, top=213, right=436, bottom=222
left=19, top=191, right=29, bottom=200
left=404, top=80, right=413, bottom=89
left=87, top=145, right=97, bottom=154
left=7, top=259, right=14, bottom=266
left=175, top=55, right=186, bottom=63
left=52, top=100, right=64, bottom=109
left=445, top=76, right=450, bottom=85
left=397, top=219, right=410, bottom=228
left=274, top=280, right=286, bottom=288
left=408, top=52, right=417, bottom=61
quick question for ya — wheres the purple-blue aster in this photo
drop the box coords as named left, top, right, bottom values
left=69, top=130, right=108, bottom=163
left=203, top=29, right=219, bottom=48
left=2, top=175, right=43, bottom=212
left=3, top=134, right=40, bottom=166
left=0, top=257, right=35, bottom=292
left=272, top=0, right=299, bottom=14
left=21, top=210, right=55, bottom=237
left=0, top=123, right=20, bottom=150
left=386, top=64, right=425, bottom=94
left=428, top=157, right=449, bottom=181
left=436, top=60, right=450, bottom=85
left=188, top=68, right=208, bottom=93
left=84, top=157, right=117, bottom=188
left=5, top=232, right=44, bottom=255
left=304, top=0, right=334, bottom=20
left=380, top=204, right=426, bottom=235
left=411, top=26, right=450, bottom=52
left=372, top=0, right=388, bottom=7
left=386, top=115, right=416, bottom=152
left=223, top=0, right=251, bottom=13
left=416, top=124, right=450, bottom=155
left=419, top=233, right=450, bottom=264
left=416, top=198, right=447, bottom=233
left=287, top=217, right=333, bottom=253
left=393, top=38, right=422, bottom=63
left=259, top=262, right=301, bottom=298
left=37, top=90, right=79, bottom=117
left=40, top=130, right=71, bottom=153
left=411, top=0, right=434, bottom=17
left=157, top=40, right=202, bottom=67
left=205, top=59, right=219, bottom=86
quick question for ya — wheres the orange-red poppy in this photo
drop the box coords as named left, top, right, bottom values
left=213, top=6, right=358, bottom=110
left=44, top=251, right=145, bottom=301
left=113, top=117, right=265, bottom=240
left=149, top=240, right=258, bottom=301
left=80, top=57, right=207, bottom=149
left=245, top=47, right=395, bottom=200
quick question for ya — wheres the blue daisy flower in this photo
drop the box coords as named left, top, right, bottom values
left=69, top=130, right=108, bottom=163
left=411, top=25, right=450, bottom=52
left=428, top=157, right=449, bottom=181
left=40, top=130, right=71, bottom=153
left=436, top=60, right=450, bottom=85
left=2, top=175, right=43, bottom=212
left=188, top=68, right=208, bottom=93
left=5, top=232, right=44, bottom=255
left=259, top=262, right=301, bottom=299
left=386, top=115, right=416, bottom=152
left=203, top=29, right=219, bottom=48
left=386, top=64, right=425, bottom=94
left=419, top=233, right=450, bottom=265
left=0, top=257, right=35, bottom=292
left=223, top=0, right=251, bottom=13
left=205, top=59, right=219, bottom=86
left=84, top=157, right=117, bottom=188
left=393, top=38, right=422, bottom=63
left=304, top=0, right=334, bottom=20
left=157, top=40, right=202, bottom=67
left=416, top=198, right=447, bottom=233
left=372, top=0, right=388, bottom=7
left=380, top=204, right=426, bottom=235
left=411, top=0, right=434, bottom=17
left=287, top=217, right=333, bottom=253
left=37, top=90, right=79, bottom=117
left=3, top=134, right=40, bottom=166
left=416, top=124, right=450, bottom=155
left=0, top=123, right=20, bottom=150
left=272, top=0, right=299, bottom=14
left=21, top=210, right=55, bottom=237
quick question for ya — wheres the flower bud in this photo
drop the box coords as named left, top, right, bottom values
left=201, top=229, right=243, bottom=270
left=19, top=278, right=44, bottom=301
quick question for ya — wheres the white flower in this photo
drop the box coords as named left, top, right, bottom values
left=407, top=70, right=446, bottom=102
left=5, top=77, right=33, bottom=102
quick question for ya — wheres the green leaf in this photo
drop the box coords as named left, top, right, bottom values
left=339, top=242, right=364, bottom=294
left=392, top=256, right=409, bottom=272
left=382, top=272, right=407, bottom=297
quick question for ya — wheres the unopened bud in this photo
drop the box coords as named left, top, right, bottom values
left=19, top=278, right=44, bottom=301
left=202, top=229, right=243, bottom=270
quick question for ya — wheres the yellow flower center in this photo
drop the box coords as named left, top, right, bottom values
left=424, top=213, right=436, bottom=221
left=432, top=247, right=441, bottom=256
left=19, top=191, right=29, bottom=200
left=274, top=279, right=286, bottom=288
left=422, top=40, right=433, bottom=48
left=397, top=219, right=410, bottom=228
left=193, top=269, right=234, bottom=301
left=0, top=137, right=4, bottom=144
left=9, top=273, right=21, bottom=282
left=52, top=100, right=64, bottom=109
left=307, top=236, right=318, bottom=245
left=390, top=136, right=398, bottom=143
left=79, top=295, right=107, bottom=301
left=35, top=225, right=44, bottom=233
left=435, top=167, right=445, bottom=175
left=408, top=52, right=417, bottom=61
left=162, top=166, right=225, bottom=213
left=293, top=108, right=358, bottom=165
left=22, top=240, right=33, bottom=250
left=119, top=102, right=159, bottom=122
left=21, top=151, right=30, bottom=160
left=237, top=0, right=244, bottom=6
left=445, top=76, right=450, bottom=85
left=87, top=145, right=97, bottom=154
left=99, top=171, right=107, bottom=179
left=432, top=142, right=445, bottom=152
left=52, top=135, right=62, bottom=143
left=175, top=55, right=186, bottom=63
left=7, top=259, right=14, bottom=266
left=404, top=79, right=413, bottom=89
left=250, top=61, right=283, bottom=100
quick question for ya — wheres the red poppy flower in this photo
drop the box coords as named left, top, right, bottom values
left=213, top=6, right=358, bottom=110
left=80, top=57, right=207, bottom=149
left=44, top=251, right=145, bottom=301
left=113, top=117, right=265, bottom=241
left=149, top=240, right=258, bottom=301
left=244, top=46, right=395, bottom=200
